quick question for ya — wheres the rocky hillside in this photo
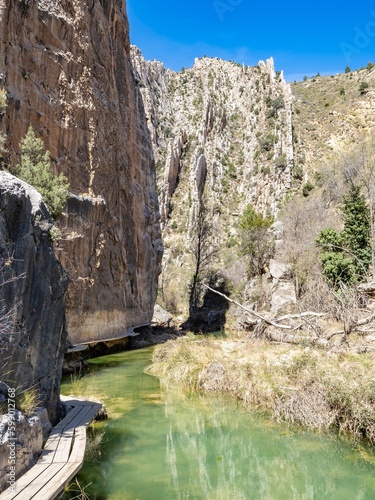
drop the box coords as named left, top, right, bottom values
left=0, top=0, right=162, bottom=343
left=292, top=66, right=375, bottom=179
left=131, top=47, right=295, bottom=314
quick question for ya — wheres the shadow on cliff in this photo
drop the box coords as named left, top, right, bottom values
left=183, top=273, right=230, bottom=334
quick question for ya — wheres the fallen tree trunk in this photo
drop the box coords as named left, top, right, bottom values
left=203, top=284, right=375, bottom=348
left=202, top=284, right=293, bottom=330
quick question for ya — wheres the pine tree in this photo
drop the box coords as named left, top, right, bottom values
left=317, top=185, right=371, bottom=286
left=15, top=127, right=69, bottom=218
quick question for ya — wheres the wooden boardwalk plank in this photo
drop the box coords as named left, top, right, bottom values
left=51, top=428, right=74, bottom=463
left=1, top=464, right=65, bottom=500
left=39, top=404, right=99, bottom=465
left=0, top=398, right=101, bottom=500
left=49, top=405, right=83, bottom=435
left=0, top=464, right=51, bottom=500
left=30, top=461, right=82, bottom=499
left=68, top=427, right=87, bottom=464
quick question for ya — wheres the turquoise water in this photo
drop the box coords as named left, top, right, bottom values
left=61, top=348, right=375, bottom=500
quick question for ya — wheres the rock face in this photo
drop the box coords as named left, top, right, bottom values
left=0, top=409, right=44, bottom=492
left=131, top=50, right=294, bottom=222
left=0, top=172, right=68, bottom=423
left=131, top=48, right=294, bottom=314
left=1, top=0, right=162, bottom=343
left=269, top=259, right=296, bottom=315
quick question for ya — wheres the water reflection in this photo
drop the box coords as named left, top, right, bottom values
left=61, top=349, right=375, bottom=500
left=161, top=390, right=375, bottom=500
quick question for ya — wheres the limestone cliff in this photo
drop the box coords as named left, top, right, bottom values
left=131, top=48, right=294, bottom=314
left=0, top=172, right=67, bottom=423
left=131, top=48, right=294, bottom=221
left=1, top=0, right=162, bottom=343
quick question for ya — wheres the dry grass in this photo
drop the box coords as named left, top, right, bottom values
left=85, top=426, right=107, bottom=462
left=148, top=337, right=375, bottom=444
left=65, top=374, right=107, bottom=406
left=16, top=388, right=42, bottom=417
left=62, top=478, right=92, bottom=500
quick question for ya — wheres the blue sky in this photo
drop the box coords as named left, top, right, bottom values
left=127, top=1, right=375, bottom=81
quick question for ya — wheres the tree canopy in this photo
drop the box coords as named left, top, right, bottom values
left=15, top=127, right=69, bottom=219
left=317, top=184, right=371, bottom=287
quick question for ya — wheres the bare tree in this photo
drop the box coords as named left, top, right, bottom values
left=279, top=195, right=336, bottom=298
left=189, top=202, right=217, bottom=316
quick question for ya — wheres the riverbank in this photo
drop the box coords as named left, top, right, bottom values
left=147, top=336, right=375, bottom=444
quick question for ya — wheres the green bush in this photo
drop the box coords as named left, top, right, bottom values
left=275, top=154, right=287, bottom=169
left=339, top=87, right=345, bottom=96
left=293, top=165, right=303, bottom=181
left=359, top=81, right=369, bottom=94
left=238, top=204, right=274, bottom=277
left=15, top=127, right=70, bottom=218
left=302, top=181, right=314, bottom=197
left=260, top=134, right=275, bottom=152
left=345, top=66, right=351, bottom=73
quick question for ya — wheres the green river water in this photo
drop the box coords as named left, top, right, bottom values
left=61, top=348, right=375, bottom=500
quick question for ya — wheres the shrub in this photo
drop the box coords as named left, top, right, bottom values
left=367, top=61, right=374, bottom=70
left=339, top=87, right=345, bottom=96
left=14, top=127, right=69, bottom=218
left=302, top=181, right=314, bottom=197
left=345, top=66, right=351, bottom=73
left=260, top=133, right=275, bottom=152
left=293, top=165, right=303, bottom=180
left=359, top=81, right=369, bottom=94
left=238, top=204, right=274, bottom=277
left=275, top=154, right=287, bottom=169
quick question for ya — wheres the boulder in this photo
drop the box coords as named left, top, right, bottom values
left=0, top=172, right=68, bottom=424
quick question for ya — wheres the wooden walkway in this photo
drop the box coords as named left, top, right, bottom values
left=0, top=397, right=102, bottom=500
left=75, top=322, right=154, bottom=347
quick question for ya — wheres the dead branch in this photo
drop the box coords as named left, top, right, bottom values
left=325, top=330, right=345, bottom=341
left=202, top=284, right=293, bottom=330
left=276, top=311, right=327, bottom=321
left=356, top=311, right=375, bottom=326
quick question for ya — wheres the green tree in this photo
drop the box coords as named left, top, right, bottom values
left=317, top=185, right=371, bottom=286
left=15, top=127, right=69, bottom=218
left=345, top=66, right=351, bottom=73
left=238, top=204, right=274, bottom=277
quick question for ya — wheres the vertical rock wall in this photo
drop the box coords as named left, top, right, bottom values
left=1, top=0, right=163, bottom=343
left=0, top=172, right=68, bottom=423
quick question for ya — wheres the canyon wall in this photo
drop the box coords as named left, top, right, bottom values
left=0, top=0, right=162, bottom=343
left=0, top=172, right=67, bottom=423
